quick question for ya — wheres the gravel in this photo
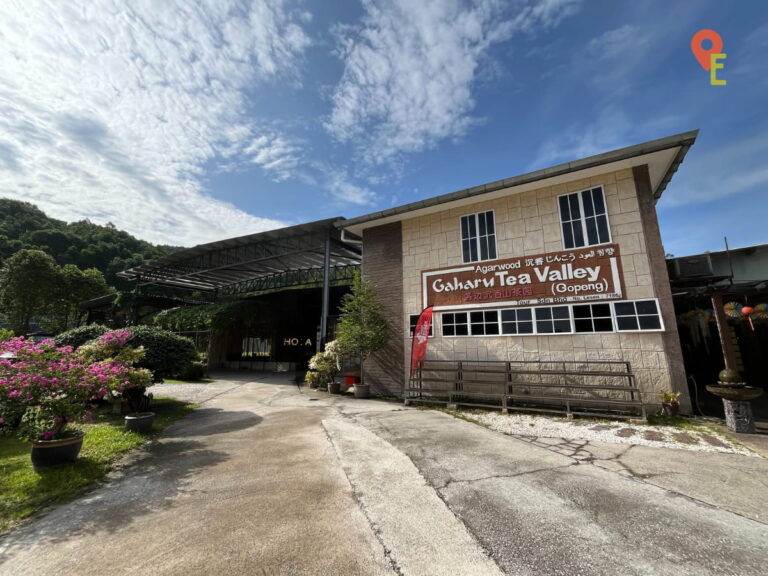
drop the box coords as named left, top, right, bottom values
left=466, top=411, right=755, bottom=456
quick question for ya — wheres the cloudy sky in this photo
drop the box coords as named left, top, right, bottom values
left=0, top=0, right=766, bottom=256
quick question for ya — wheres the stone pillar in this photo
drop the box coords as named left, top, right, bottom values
left=723, top=400, right=756, bottom=433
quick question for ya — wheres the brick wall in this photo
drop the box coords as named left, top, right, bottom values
left=362, top=222, right=405, bottom=396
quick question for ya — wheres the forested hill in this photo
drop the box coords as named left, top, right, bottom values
left=0, top=199, right=178, bottom=290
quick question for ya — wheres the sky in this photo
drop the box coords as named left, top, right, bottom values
left=0, top=0, right=766, bottom=257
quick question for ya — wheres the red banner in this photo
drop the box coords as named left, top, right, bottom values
left=410, top=306, right=433, bottom=375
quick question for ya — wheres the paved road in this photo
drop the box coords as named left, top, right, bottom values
left=2, top=374, right=767, bottom=575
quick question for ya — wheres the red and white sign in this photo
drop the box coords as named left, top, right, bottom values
left=410, top=306, right=433, bottom=375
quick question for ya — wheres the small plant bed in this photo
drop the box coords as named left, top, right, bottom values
left=161, top=378, right=215, bottom=384
left=447, top=408, right=753, bottom=456
left=0, top=397, right=193, bottom=535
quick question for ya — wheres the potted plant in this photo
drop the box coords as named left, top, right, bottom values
left=305, top=370, right=320, bottom=389
left=309, top=342, right=341, bottom=394
left=335, top=272, right=391, bottom=399
left=0, top=338, right=112, bottom=469
left=661, top=391, right=682, bottom=417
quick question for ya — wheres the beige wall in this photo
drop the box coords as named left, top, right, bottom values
left=400, top=166, right=688, bottom=407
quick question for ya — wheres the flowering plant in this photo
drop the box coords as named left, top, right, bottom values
left=0, top=337, right=151, bottom=442
left=309, top=340, right=341, bottom=381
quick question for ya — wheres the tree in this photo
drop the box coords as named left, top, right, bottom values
left=0, top=249, right=61, bottom=334
left=334, top=272, right=391, bottom=386
left=48, top=265, right=112, bottom=331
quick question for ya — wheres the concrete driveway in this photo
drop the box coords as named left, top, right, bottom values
left=1, top=374, right=767, bottom=575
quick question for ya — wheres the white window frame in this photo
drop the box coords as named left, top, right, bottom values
left=460, top=210, right=497, bottom=263
left=407, top=314, right=434, bottom=338
left=442, top=312, right=470, bottom=337
left=500, top=308, right=535, bottom=335
left=439, top=299, right=664, bottom=337
left=469, top=310, right=500, bottom=335
left=572, top=302, right=615, bottom=333
left=558, top=186, right=612, bottom=250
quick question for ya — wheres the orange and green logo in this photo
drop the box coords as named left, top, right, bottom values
left=691, top=30, right=726, bottom=85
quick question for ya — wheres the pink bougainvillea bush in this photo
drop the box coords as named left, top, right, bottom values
left=0, top=337, right=152, bottom=442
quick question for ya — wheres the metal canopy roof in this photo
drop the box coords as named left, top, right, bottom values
left=118, top=217, right=361, bottom=295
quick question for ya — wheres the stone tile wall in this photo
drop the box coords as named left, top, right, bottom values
left=399, top=167, right=690, bottom=409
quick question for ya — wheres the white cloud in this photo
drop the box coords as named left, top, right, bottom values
left=0, top=0, right=310, bottom=246
left=325, top=0, right=580, bottom=165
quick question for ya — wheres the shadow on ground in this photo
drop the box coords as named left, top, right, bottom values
left=162, top=408, right=263, bottom=438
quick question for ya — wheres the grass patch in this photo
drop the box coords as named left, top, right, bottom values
left=161, top=378, right=215, bottom=384
left=0, top=397, right=193, bottom=535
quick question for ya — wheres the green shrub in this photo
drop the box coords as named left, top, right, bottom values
left=126, top=326, right=198, bottom=379
left=176, top=361, right=206, bottom=381
left=0, top=329, right=13, bottom=342
left=53, top=324, right=109, bottom=348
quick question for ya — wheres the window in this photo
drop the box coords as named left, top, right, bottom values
left=461, top=210, right=497, bottom=263
left=442, top=312, right=469, bottom=336
left=408, top=314, right=434, bottom=338
left=500, top=308, right=534, bottom=335
left=558, top=187, right=610, bottom=249
left=470, top=310, right=499, bottom=335
left=573, top=303, right=614, bottom=333
left=614, top=300, right=663, bottom=331
left=535, top=306, right=571, bottom=333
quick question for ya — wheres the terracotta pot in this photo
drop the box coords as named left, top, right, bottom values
left=30, top=434, right=84, bottom=470
left=125, top=412, right=155, bottom=433
left=327, top=381, right=341, bottom=394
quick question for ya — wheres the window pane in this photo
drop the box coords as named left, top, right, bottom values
left=518, top=308, right=532, bottom=321
left=456, top=324, right=469, bottom=336
left=501, top=323, right=517, bottom=335
left=596, top=215, right=609, bottom=243
left=569, top=194, right=581, bottom=219
left=535, top=308, right=552, bottom=320
left=582, top=190, right=594, bottom=217
left=593, top=188, right=606, bottom=214
left=485, top=212, right=495, bottom=234
left=617, top=316, right=638, bottom=331
left=487, top=237, right=497, bottom=260
left=537, top=320, right=553, bottom=333
left=479, top=236, right=489, bottom=260
left=552, top=306, right=570, bottom=319
left=470, top=311, right=483, bottom=324
left=594, top=317, right=614, bottom=332
left=614, top=302, right=636, bottom=316
left=636, top=300, right=658, bottom=315
left=593, top=304, right=611, bottom=317
left=478, top=213, right=487, bottom=236
left=575, top=319, right=593, bottom=333
left=573, top=305, right=590, bottom=318
left=518, top=321, right=534, bottom=334
left=572, top=219, right=585, bottom=247
left=559, top=195, right=570, bottom=220
left=585, top=217, right=598, bottom=245
left=486, top=323, right=499, bottom=335
left=461, top=216, right=469, bottom=239
left=562, top=223, right=574, bottom=249
left=554, top=320, right=571, bottom=333
left=469, top=240, right=478, bottom=262
left=443, top=325, right=456, bottom=336
left=639, top=315, right=661, bottom=330
left=501, top=309, right=515, bottom=322
left=462, top=239, right=472, bottom=263
left=467, top=216, right=477, bottom=238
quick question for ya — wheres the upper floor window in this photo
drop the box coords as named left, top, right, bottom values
left=558, top=187, right=611, bottom=249
left=461, top=210, right=497, bottom=263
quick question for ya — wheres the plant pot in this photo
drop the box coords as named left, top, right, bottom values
left=125, top=412, right=156, bottom=433
left=308, top=381, right=319, bottom=389
left=661, top=402, right=679, bottom=417
left=327, top=381, right=341, bottom=394
left=30, top=434, right=84, bottom=470
left=353, top=384, right=370, bottom=399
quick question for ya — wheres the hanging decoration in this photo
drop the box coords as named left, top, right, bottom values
left=753, top=303, right=768, bottom=320
left=723, top=301, right=743, bottom=318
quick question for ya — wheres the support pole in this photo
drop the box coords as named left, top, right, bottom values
left=320, top=229, right=332, bottom=350
left=711, top=292, right=737, bottom=370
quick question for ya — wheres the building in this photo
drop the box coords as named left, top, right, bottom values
left=341, top=131, right=698, bottom=412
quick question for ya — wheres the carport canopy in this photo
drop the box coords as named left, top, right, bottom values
left=118, top=217, right=361, bottom=344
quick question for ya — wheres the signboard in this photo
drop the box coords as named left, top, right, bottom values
left=422, top=244, right=625, bottom=310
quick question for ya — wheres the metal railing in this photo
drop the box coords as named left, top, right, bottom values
left=406, top=359, right=646, bottom=419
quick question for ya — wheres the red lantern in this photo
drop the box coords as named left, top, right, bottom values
left=741, top=306, right=755, bottom=316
